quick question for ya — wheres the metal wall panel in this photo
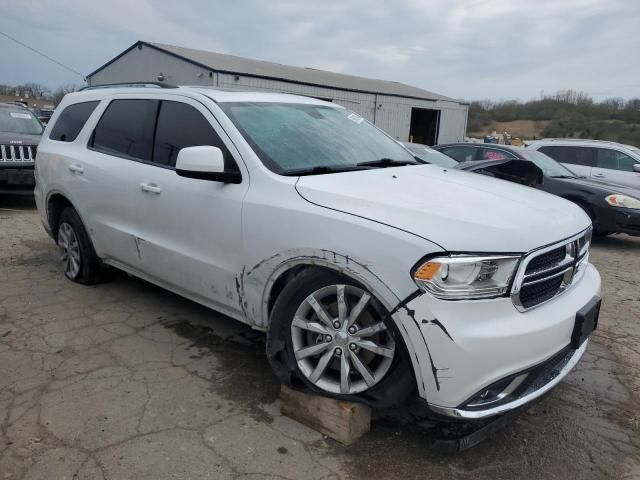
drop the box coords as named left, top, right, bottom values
left=88, top=45, right=214, bottom=86
left=438, top=106, right=469, bottom=144
left=217, top=73, right=376, bottom=120
left=374, top=95, right=468, bottom=143
left=88, top=47, right=468, bottom=143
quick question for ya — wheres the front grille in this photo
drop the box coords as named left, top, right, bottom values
left=511, top=228, right=592, bottom=311
left=0, top=145, right=37, bottom=163
left=519, top=276, right=564, bottom=308
left=525, top=246, right=565, bottom=274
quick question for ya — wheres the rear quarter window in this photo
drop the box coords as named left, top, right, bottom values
left=49, top=101, right=99, bottom=142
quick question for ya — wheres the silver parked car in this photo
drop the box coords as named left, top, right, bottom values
left=527, top=139, right=640, bottom=189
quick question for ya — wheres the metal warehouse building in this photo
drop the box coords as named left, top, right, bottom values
left=87, top=41, right=468, bottom=145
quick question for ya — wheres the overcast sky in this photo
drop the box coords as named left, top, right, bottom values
left=1, top=0, right=639, bottom=101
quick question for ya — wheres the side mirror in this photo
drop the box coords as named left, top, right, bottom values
left=633, top=164, right=640, bottom=173
left=175, top=146, right=241, bottom=183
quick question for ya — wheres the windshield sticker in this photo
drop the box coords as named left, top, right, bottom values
left=10, top=112, right=33, bottom=119
left=347, top=113, right=364, bottom=124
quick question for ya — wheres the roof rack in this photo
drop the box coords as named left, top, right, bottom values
left=80, top=82, right=178, bottom=91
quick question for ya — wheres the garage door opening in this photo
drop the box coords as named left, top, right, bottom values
left=409, top=108, right=440, bottom=146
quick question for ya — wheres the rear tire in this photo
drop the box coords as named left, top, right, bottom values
left=267, top=268, right=415, bottom=408
left=56, top=207, right=104, bottom=284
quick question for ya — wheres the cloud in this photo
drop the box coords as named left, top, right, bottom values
left=0, top=0, right=638, bottom=100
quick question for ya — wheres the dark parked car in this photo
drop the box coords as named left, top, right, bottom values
left=404, top=142, right=544, bottom=188
left=0, top=102, right=43, bottom=194
left=432, top=143, right=640, bottom=237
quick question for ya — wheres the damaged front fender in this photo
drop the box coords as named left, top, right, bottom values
left=237, top=248, right=405, bottom=330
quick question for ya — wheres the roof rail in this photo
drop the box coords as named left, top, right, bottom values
left=543, top=138, right=620, bottom=145
left=80, top=82, right=178, bottom=91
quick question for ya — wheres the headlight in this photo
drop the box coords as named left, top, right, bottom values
left=413, top=255, right=521, bottom=300
left=605, top=194, right=640, bottom=210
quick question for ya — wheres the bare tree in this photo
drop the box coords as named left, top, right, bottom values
left=17, top=82, right=49, bottom=99
left=50, top=84, right=80, bottom=105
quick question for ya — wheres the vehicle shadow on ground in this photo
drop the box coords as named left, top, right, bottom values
left=592, top=233, right=640, bottom=250
left=0, top=194, right=36, bottom=210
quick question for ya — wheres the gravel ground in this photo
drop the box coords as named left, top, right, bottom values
left=0, top=197, right=639, bottom=479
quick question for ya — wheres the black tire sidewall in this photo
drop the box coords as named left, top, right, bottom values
left=267, top=268, right=415, bottom=408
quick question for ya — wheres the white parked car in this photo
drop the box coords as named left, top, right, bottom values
left=34, top=85, right=602, bottom=419
left=528, top=139, right=640, bottom=189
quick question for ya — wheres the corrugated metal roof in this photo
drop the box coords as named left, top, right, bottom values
left=88, top=41, right=459, bottom=103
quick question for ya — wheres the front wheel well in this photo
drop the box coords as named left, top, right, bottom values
left=267, top=265, right=328, bottom=318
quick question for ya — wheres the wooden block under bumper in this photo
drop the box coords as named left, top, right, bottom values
left=280, top=385, right=371, bottom=445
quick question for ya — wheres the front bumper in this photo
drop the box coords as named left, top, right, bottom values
left=0, top=166, right=35, bottom=194
left=429, top=340, right=588, bottom=419
left=613, top=208, right=640, bottom=236
left=596, top=205, right=640, bottom=236
left=391, top=263, right=601, bottom=419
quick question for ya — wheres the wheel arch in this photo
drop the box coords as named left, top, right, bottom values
left=241, top=250, right=402, bottom=330
left=46, top=191, right=76, bottom=239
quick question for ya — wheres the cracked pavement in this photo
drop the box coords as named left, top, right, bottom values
left=1, top=198, right=639, bottom=479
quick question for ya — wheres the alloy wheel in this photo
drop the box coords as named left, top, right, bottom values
left=57, top=222, right=81, bottom=279
left=290, top=284, right=395, bottom=395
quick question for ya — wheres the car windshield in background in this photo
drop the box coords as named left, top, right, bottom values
left=219, top=102, right=418, bottom=174
left=407, top=145, right=458, bottom=168
left=0, top=107, right=44, bottom=135
left=519, top=150, right=577, bottom=178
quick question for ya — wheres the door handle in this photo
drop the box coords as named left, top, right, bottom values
left=68, top=164, right=84, bottom=174
left=593, top=173, right=605, bottom=178
left=140, top=182, right=162, bottom=195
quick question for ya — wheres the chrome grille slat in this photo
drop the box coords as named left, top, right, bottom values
left=523, top=256, right=574, bottom=280
left=0, top=144, right=37, bottom=163
left=511, top=228, right=592, bottom=311
left=524, top=266, right=574, bottom=286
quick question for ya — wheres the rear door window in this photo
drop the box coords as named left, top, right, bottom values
left=153, top=101, right=234, bottom=169
left=90, top=99, right=158, bottom=161
left=539, top=146, right=596, bottom=167
left=597, top=148, right=638, bottom=172
left=440, top=146, right=478, bottom=163
left=49, top=101, right=99, bottom=142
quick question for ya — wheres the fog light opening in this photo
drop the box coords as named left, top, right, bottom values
left=466, top=373, right=529, bottom=408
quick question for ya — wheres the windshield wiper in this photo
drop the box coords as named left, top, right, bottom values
left=356, top=158, right=419, bottom=168
left=281, top=165, right=369, bottom=176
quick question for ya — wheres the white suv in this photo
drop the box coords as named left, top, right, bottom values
left=34, top=85, right=602, bottom=419
left=528, top=139, right=640, bottom=189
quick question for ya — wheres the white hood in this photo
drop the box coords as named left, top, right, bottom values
left=296, top=165, right=590, bottom=252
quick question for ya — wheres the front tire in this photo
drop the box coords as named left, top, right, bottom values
left=267, top=269, right=415, bottom=407
left=57, top=207, right=104, bottom=284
